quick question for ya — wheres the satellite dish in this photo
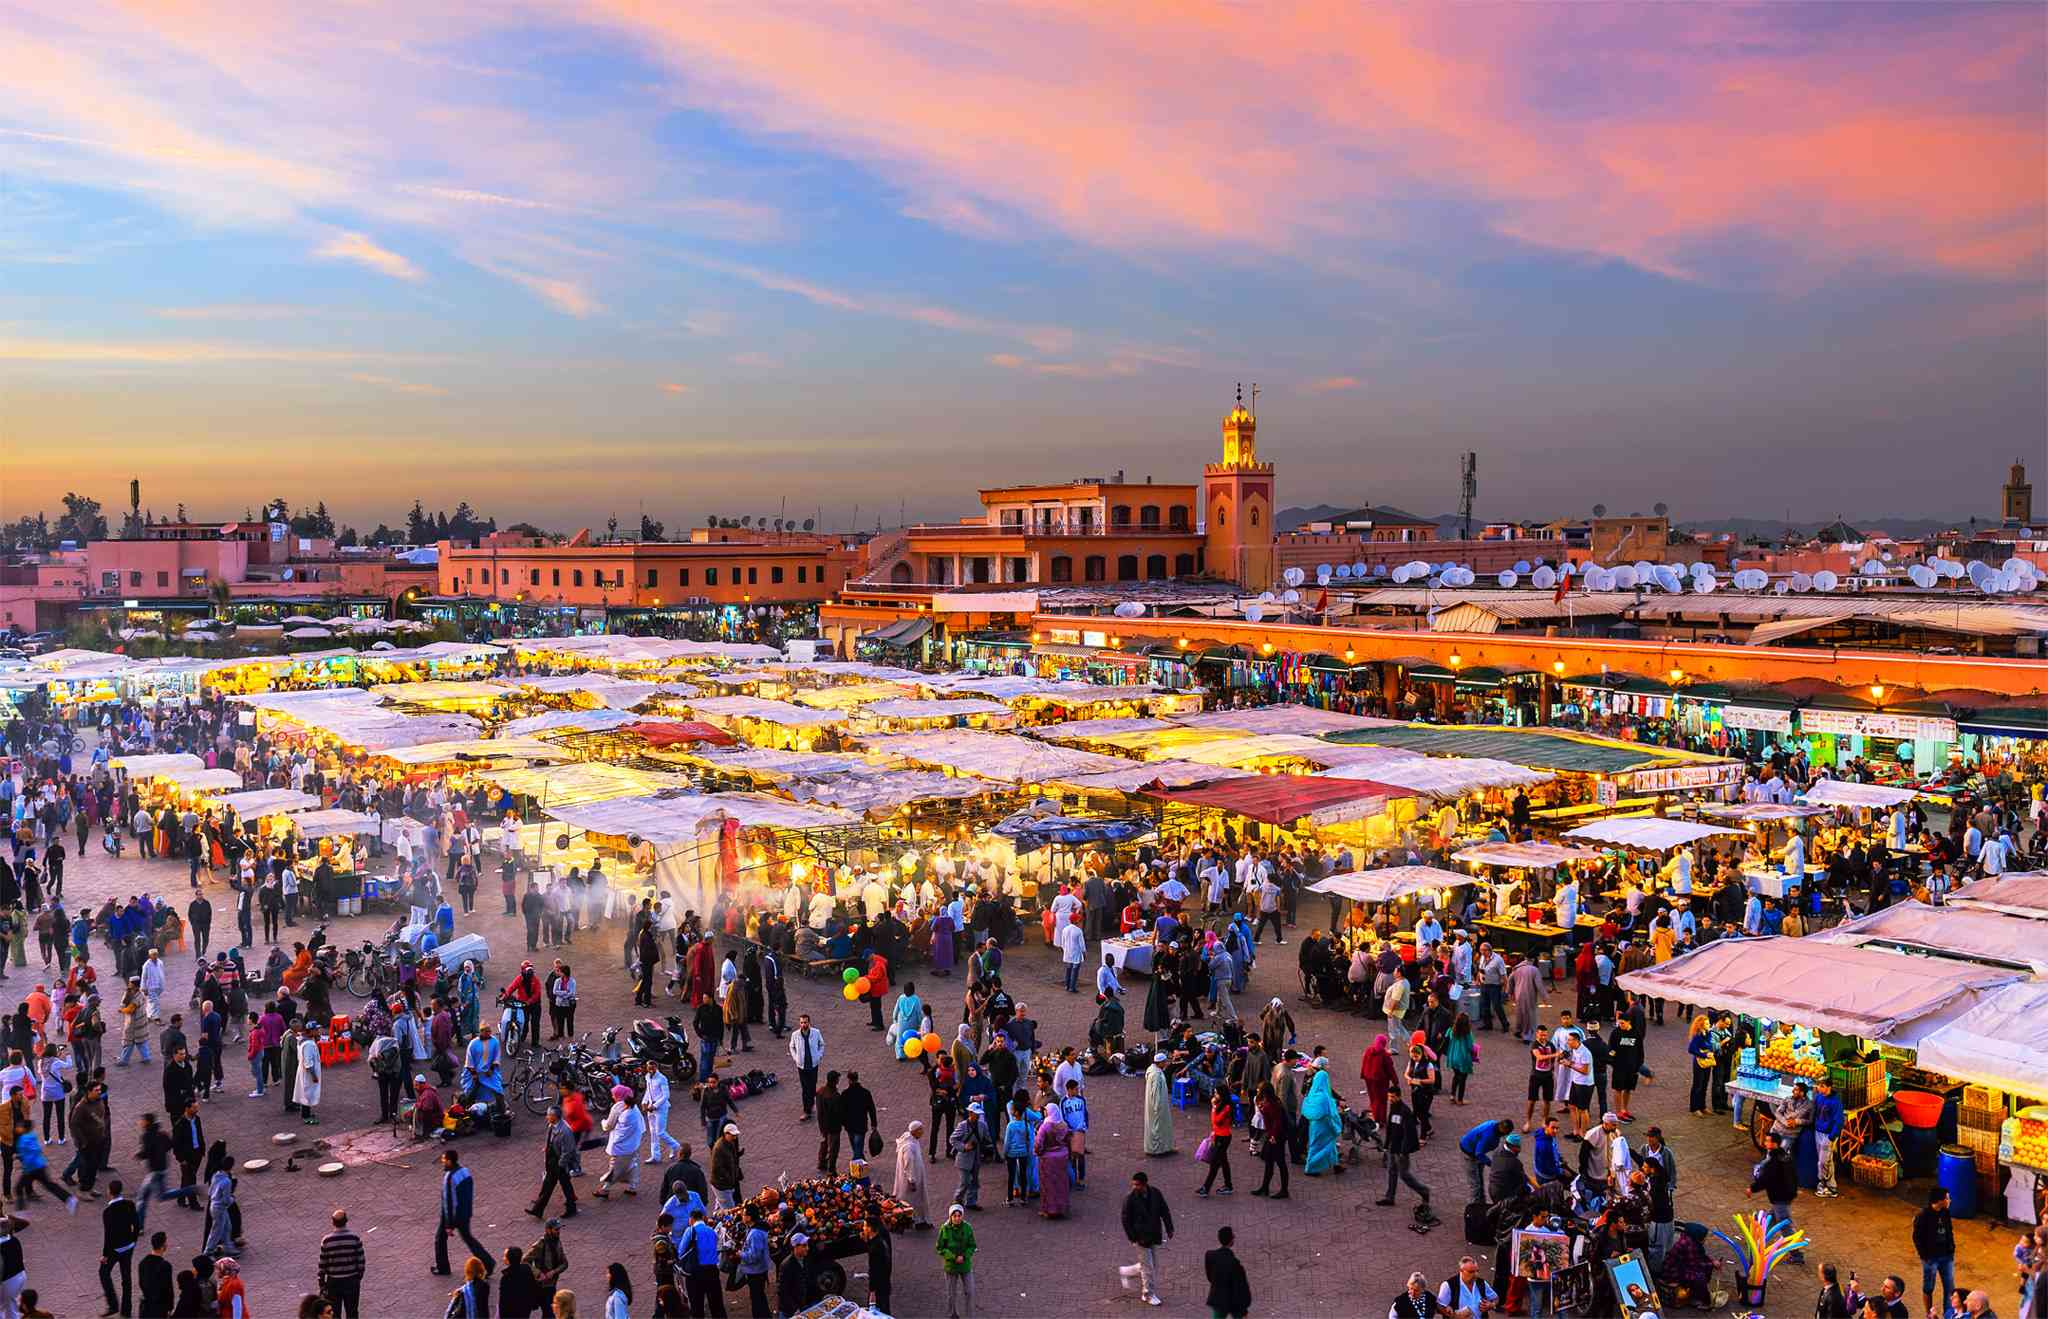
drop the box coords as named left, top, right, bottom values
left=1317, top=568, right=1332, bottom=585
left=1692, top=574, right=1717, bottom=595
left=1407, top=560, right=1431, bottom=577
left=1592, top=503, right=1607, bottom=517
left=2003, top=557, right=2031, bottom=575
left=1514, top=560, right=1531, bottom=574
left=1689, top=561, right=1712, bottom=578
left=1283, top=567, right=1305, bottom=587
left=1967, top=561, right=1996, bottom=591
left=1655, top=565, right=1684, bottom=593
left=1497, top=570, right=1518, bottom=588
left=1373, top=563, right=1388, bottom=577
left=1773, top=580, right=1790, bottom=595
left=1244, top=605, right=1264, bottom=623
left=1112, top=602, right=1146, bottom=618
left=1316, top=563, right=1332, bottom=578
left=1788, top=572, right=1813, bottom=593
left=1908, top=564, right=1938, bottom=589
left=1653, top=501, right=1670, bottom=517
left=1860, top=559, right=1886, bottom=575
left=1631, top=561, right=1655, bottom=580
left=281, top=568, right=295, bottom=581
left=1733, top=569, right=1768, bottom=591
left=1352, top=561, right=1367, bottom=576
left=1333, top=564, right=1350, bottom=579
left=1531, top=566, right=1556, bottom=589
left=1612, top=565, right=1639, bottom=590
left=1813, top=570, right=1839, bottom=592
left=1282, top=589, right=1301, bottom=603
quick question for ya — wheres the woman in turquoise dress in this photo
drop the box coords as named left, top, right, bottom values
left=893, top=981, right=926, bottom=1060
left=1300, top=1064, right=1343, bottom=1175
left=455, top=961, right=482, bottom=1039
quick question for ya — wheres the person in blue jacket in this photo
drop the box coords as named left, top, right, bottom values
left=1458, top=1118, right=1513, bottom=1205
left=1533, top=1116, right=1569, bottom=1185
left=1812, top=1075, right=1846, bottom=1198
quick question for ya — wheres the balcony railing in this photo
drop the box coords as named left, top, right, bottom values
left=906, top=521, right=1192, bottom=537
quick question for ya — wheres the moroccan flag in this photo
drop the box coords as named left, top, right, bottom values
left=1316, top=589, right=1329, bottom=612
left=1553, top=562, right=1573, bottom=603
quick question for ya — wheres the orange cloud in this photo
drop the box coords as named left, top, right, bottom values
left=315, top=232, right=422, bottom=282
left=1308, top=376, right=1361, bottom=392
left=660, top=382, right=690, bottom=394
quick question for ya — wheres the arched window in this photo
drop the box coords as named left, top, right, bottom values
left=1249, top=506, right=1260, bottom=527
left=1139, top=505, right=1160, bottom=528
left=1116, top=554, right=1139, bottom=581
left=1111, top=505, right=1132, bottom=527
left=1084, top=555, right=1106, bottom=582
left=1174, top=553, right=1195, bottom=576
left=1169, top=506, right=1189, bottom=530
left=889, top=561, right=914, bottom=584
left=1145, top=554, right=1167, bottom=580
left=1215, top=505, right=1227, bottom=528
left=1049, top=555, right=1073, bottom=583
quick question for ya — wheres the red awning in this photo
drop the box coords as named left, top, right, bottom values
left=624, top=720, right=738, bottom=748
left=1142, top=774, right=1408, bottom=825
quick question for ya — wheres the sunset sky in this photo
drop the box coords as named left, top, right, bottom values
left=4, top=2, right=2043, bottom=534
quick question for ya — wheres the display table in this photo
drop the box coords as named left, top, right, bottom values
left=1102, top=936, right=1156, bottom=976
left=1743, top=866, right=1823, bottom=898
left=1475, top=918, right=1573, bottom=960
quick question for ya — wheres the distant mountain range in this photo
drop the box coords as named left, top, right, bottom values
left=1278, top=505, right=1983, bottom=542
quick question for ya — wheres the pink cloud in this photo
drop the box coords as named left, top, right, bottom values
left=1308, top=376, right=1361, bottom=392
left=660, top=381, right=689, bottom=394
left=590, top=2, right=2044, bottom=282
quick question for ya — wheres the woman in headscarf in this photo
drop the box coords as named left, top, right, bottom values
left=741, top=946, right=764, bottom=1025
left=891, top=981, right=925, bottom=1061
left=684, top=935, right=717, bottom=1007
left=1142, top=1052, right=1175, bottom=1156
left=894, top=1120, right=931, bottom=1228
left=1033, top=1103, right=1072, bottom=1219
left=1142, top=944, right=1176, bottom=1039
left=454, top=960, right=482, bottom=1040
left=1359, top=1034, right=1398, bottom=1126
left=929, top=901, right=957, bottom=978
left=1300, top=1063, right=1343, bottom=1175
left=950, top=1022, right=977, bottom=1080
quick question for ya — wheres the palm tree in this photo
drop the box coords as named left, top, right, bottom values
left=209, top=577, right=232, bottom=622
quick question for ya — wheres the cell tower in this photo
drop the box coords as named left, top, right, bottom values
left=1459, top=452, right=1478, bottom=539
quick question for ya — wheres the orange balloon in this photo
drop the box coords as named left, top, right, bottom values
left=921, top=1032, right=943, bottom=1054
left=854, top=977, right=872, bottom=996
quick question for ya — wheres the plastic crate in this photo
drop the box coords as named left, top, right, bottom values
left=1851, top=1153, right=1900, bottom=1189
left=1961, top=1104, right=2006, bottom=1134
left=1963, top=1084, right=2004, bottom=1113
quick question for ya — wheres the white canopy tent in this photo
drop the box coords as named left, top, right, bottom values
left=514, top=675, right=690, bottom=707
left=1171, top=733, right=1397, bottom=770
left=1799, top=780, right=1922, bottom=809
left=109, top=752, right=205, bottom=776
left=1564, top=818, right=1745, bottom=850
left=1322, top=756, right=1555, bottom=797
left=1807, top=900, right=2048, bottom=973
left=1055, top=759, right=1251, bottom=793
left=1614, top=937, right=2021, bottom=1041
left=1948, top=873, right=2048, bottom=919
left=858, top=697, right=1012, bottom=721
left=1910, top=982, right=2048, bottom=1098
left=1033, top=716, right=1177, bottom=743
left=689, top=749, right=874, bottom=781
left=1698, top=803, right=1832, bottom=822
left=498, top=709, right=643, bottom=738
left=1171, top=706, right=1408, bottom=735
left=1309, top=866, right=1476, bottom=904
left=785, top=769, right=995, bottom=815
left=860, top=730, right=1129, bottom=784
left=378, top=736, right=567, bottom=767
left=483, top=763, right=689, bottom=806
left=152, top=766, right=245, bottom=792
left=290, top=808, right=384, bottom=840
left=1453, top=841, right=1607, bottom=869
left=206, top=788, right=320, bottom=817
left=686, top=695, right=847, bottom=727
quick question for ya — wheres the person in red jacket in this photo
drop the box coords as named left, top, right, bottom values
left=863, top=953, right=890, bottom=1032
left=1197, top=1086, right=1235, bottom=1197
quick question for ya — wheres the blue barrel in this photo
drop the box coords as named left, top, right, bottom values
left=1898, top=1125, right=1942, bottom=1179
left=1937, top=1145, right=1978, bottom=1218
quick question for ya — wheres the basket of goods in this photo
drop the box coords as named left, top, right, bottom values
left=712, top=1178, right=914, bottom=1297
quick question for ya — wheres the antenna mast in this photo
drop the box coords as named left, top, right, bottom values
left=1459, top=452, right=1478, bottom=540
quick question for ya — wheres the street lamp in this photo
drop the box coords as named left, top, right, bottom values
left=1869, top=683, right=1886, bottom=703
left=1448, top=652, right=1462, bottom=668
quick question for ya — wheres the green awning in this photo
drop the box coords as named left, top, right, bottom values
left=1197, top=644, right=1248, bottom=663
left=1322, top=725, right=1679, bottom=773
left=1301, top=652, right=1351, bottom=672
left=1406, top=665, right=1458, bottom=683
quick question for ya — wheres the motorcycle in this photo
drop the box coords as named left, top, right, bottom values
left=626, top=1016, right=698, bottom=1086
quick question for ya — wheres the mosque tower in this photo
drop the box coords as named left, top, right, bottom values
left=1204, top=383, right=1276, bottom=591
left=2003, top=461, right=2033, bottom=527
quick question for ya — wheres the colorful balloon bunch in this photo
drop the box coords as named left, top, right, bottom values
left=840, top=967, right=872, bottom=1001
left=1711, top=1210, right=1808, bottom=1286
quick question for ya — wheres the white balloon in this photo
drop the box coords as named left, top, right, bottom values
left=1497, top=570, right=1519, bottom=588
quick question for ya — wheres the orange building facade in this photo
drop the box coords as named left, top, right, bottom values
left=435, top=534, right=862, bottom=609
left=891, top=481, right=1206, bottom=586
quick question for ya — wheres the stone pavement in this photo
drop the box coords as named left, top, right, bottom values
left=4, top=838, right=2024, bottom=1317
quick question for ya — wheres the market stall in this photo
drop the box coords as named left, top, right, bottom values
left=1452, top=840, right=1608, bottom=959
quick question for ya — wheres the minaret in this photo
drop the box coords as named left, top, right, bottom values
left=1204, top=383, right=1276, bottom=590
left=2003, top=461, right=2033, bottom=527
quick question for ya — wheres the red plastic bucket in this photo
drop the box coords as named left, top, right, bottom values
left=1894, top=1089, right=1945, bottom=1128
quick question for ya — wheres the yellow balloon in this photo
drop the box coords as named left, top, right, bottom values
left=903, top=1036, right=924, bottom=1058
left=843, top=983, right=860, bottom=1001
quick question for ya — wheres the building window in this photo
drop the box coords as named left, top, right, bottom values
left=646, top=568, right=659, bottom=587
left=156, top=572, right=169, bottom=587
left=1174, top=553, right=1195, bottom=576
left=890, top=561, right=914, bottom=584
left=771, top=566, right=784, bottom=584
left=530, top=569, right=540, bottom=586
left=1145, top=554, right=1167, bottom=580
left=1007, top=557, right=1028, bottom=582
left=1169, top=506, right=1189, bottom=530
left=551, top=569, right=560, bottom=586
left=448, top=579, right=457, bottom=592
left=465, top=567, right=474, bottom=583
left=1250, top=507, right=1260, bottom=527
left=1111, top=504, right=1132, bottom=527
left=572, top=569, right=584, bottom=586
left=677, top=568, right=690, bottom=586
left=1050, top=555, right=1073, bottom=582
left=796, top=566, right=806, bottom=583
left=1215, top=506, right=1226, bottom=528
left=706, top=568, right=718, bottom=585
left=1115, top=554, right=1138, bottom=581
left=501, top=569, right=509, bottom=584
left=1140, top=505, right=1160, bottom=528
left=1084, top=555, right=1105, bottom=582
left=130, top=571, right=143, bottom=587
